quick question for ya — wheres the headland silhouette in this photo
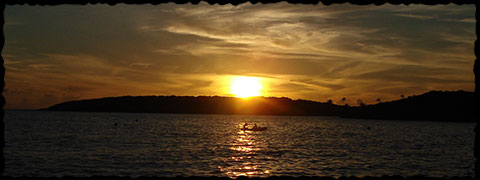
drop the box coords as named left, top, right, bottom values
left=43, top=90, right=475, bottom=122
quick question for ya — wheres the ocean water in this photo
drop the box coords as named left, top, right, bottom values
left=4, top=110, right=475, bottom=178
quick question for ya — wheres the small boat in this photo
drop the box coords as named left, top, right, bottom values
left=241, top=127, right=267, bottom=131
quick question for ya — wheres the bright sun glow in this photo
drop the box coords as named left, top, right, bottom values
left=230, top=76, right=263, bottom=98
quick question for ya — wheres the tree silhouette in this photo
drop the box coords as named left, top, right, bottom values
left=327, top=99, right=333, bottom=104
left=357, top=99, right=366, bottom=107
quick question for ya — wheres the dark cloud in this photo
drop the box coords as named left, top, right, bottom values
left=351, top=65, right=472, bottom=84
left=3, top=3, right=475, bottom=109
left=291, top=79, right=345, bottom=90
left=269, top=83, right=316, bottom=93
left=184, top=79, right=213, bottom=89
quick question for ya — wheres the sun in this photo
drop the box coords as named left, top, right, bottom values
left=230, top=76, right=263, bottom=98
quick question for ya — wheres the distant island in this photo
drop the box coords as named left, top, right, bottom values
left=43, top=90, right=475, bottom=122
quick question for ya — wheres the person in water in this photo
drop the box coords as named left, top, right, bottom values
left=253, top=123, right=258, bottom=129
left=243, top=123, right=248, bottom=129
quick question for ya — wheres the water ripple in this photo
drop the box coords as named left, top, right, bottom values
left=4, top=111, right=476, bottom=178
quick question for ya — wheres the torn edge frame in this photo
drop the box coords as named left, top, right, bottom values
left=0, top=0, right=478, bottom=179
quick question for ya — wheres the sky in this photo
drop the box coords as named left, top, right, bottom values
left=3, top=2, right=476, bottom=109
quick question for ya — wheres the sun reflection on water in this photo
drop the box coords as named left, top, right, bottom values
left=218, top=125, right=270, bottom=178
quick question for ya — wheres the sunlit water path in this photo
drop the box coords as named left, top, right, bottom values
left=4, top=110, right=475, bottom=178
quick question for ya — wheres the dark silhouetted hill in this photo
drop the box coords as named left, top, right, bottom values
left=43, top=90, right=475, bottom=122
left=43, top=96, right=344, bottom=116
left=341, top=90, right=475, bottom=122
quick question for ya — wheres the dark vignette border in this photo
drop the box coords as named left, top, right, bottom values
left=0, top=0, right=478, bottom=179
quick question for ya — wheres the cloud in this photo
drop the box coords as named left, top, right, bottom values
left=269, top=82, right=316, bottom=94
left=350, top=64, right=472, bottom=84
left=395, top=13, right=436, bottom=20
left=3, top=3, right=476, bottom=109
left=291, top=79, right=346, bottom=91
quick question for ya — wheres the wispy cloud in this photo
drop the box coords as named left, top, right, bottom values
left=3, top=3, right=475, bottom=109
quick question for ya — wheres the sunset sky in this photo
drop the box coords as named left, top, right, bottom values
left=3, top=3, right=476, bottom=109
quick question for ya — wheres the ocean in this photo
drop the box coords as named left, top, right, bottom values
left=3, top=110, right=475, bottom=178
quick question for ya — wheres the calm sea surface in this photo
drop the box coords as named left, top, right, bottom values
left=4, top=110, right=475, bottom=178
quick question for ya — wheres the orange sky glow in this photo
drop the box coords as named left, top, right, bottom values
left=3, top=3, right=476, bottom=109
